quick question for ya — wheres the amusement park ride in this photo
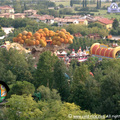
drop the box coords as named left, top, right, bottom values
left=0, top=28, right=74, bottom=63
left=0, top=28, right=120, bottom=64
left=56, top=47, right=90, bottom=64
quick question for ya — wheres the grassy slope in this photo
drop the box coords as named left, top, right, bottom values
left=54, top=1, right=120, bottom=19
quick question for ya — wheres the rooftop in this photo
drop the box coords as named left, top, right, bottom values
left=98, top=18, right=113, bottom=25
left=0, top=5, right=14, bottom=10
left=24, top=9, right=37, bottom=12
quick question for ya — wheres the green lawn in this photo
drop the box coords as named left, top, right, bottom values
left=91, top=10, right=107, bottom=15
left=87, top=2, right=113, bottom=7
left=91, top=10, right=120, bottom=20
left=104, top=14, right=120, bottom=20
left=55, top=2, right=119, bottom=7
left=55, top=1, right=70, bottom=6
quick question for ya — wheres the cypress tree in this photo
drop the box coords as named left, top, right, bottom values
left=100, top=0, right=101, bottom=8
left=97, top=0, right=99, bottom=9
left=83, top=0, right=85, bottom=8
left=70, top=0, right=73, bottom=7
left=85, top=0, right=87, bottom=7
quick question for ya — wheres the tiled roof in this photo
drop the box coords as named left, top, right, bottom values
left=42, top=15, right=54, bottom=19
left=55, top=18, right=86, bottom=23
left=28, top=14, right=41, bottom=18
left=98, top=18, right=113, bottom=25
left=28, top=14, right=54, bottom=20
left=78, top=19, right=86, bottom=22
left=94, top=16, right=103, bottom=20
left=14, top=13, right=25, bottom=16
left=0, top=13, right=12, bottom=15
left=39, top=16, right=46, bottom=21
left=24, top=9, right=37, bottom=12
left=0, top=5, right=14, bottom=10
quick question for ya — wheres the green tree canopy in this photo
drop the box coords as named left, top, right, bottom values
left=37, top=85, right=61, bottom=101
left=0, top=94, right=104, bottom=120
left=7, top=81, right=35, bottom=98
left=0, top=48, right=34, bottom=84
left=34, top=51, right=58, bottom=88
left=113, top=18, right=119, bottom=29
left=88, top=22, right=103, bottom=29
left=53, top=60, right=70, bottom=101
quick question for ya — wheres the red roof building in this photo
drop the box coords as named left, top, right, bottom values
left=98, top=18, right=113, bottom=25
left=24, top=9, right=37, bottom=16
left=14, top=13, right=25, bottom=19
left=97, top=18, right=113, bottom=29
left=0, top=5, right=14, bottom=13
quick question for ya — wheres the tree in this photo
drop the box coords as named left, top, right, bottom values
left=0, top=93, right=105, bottom=120
left=82, top=0, right=85, bottom=7
left=113, top=18, right=119, bottom=29
left=112, top=0, right=116, bottom=2
left=100, top=0, right=101, bottom=8
left=59, top=8, right=73, bottom=15
left=13, top=0, right=22, bottom=13
left=48, top=9, right=59, bottom=17
left=47, top=1, right=56, bottom=7
left=0, top=26, right=5, bottom=36
left=99, top=69, right=120, bottom=115
left=7, top=81, right=35, bottom=98
left=37, top=100, right=102, bottom=120
left=85, top=0, right=87, bottom=7
left=3, top=95, right=42, bottom=120
left=0, top=48, right=34, bottom=84
left=70, top=0, right=73, bottom=7
left=88, top=23, right=103, bottom=29
left=54, top=60, right=70, bottom=101
left=96, top=0, right=101, bottom=9
left=34, top=51, right=58, bottom=88
left=4, top=70, right=16, bottom=85
left=0, top=18, right=13, bottom=27
left=59, top=4, right=64, bottom=8
left=85, top=57, right=99, bottom=72
left=37, top=85, right=61, bottom=101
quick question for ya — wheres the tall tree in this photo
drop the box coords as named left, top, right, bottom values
left=0, top=48, right=34, bottom=84
left=99, top=68, right=120, bottom=115
left=112, top=0, right=116, bottom=2
left=70, top=0, right=73, bottom=7
left=34, top=51, right=58, bottom=88
left=53, top=60, right=70, bottom=101
left=85, top=0, right=87, bottom=7
left=83, top=0, right=85, bottom=7
left=113, top=18, right=119, bottom=29
left=97, top=0, right=101, bottom=9
left=13, top=0, right=22, bottom=13
left=100, top=0, right=101, bottom=8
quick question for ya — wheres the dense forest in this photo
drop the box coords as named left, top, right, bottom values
left=0, top=48, right=119, bottom=119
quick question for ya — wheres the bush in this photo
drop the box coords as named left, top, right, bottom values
left=59, top=8, right=73, bottom=15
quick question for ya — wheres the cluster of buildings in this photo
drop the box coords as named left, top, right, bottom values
left=56, top=42, right=120, bottom=64
left=0, top=5, right=24, bottom=19
left=56, top=47, right=90, bottom=64
left=0, top=5, right=114, bottom=29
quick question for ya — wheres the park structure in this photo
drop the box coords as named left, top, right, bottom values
left=90, top=43, right=120, bottom=60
